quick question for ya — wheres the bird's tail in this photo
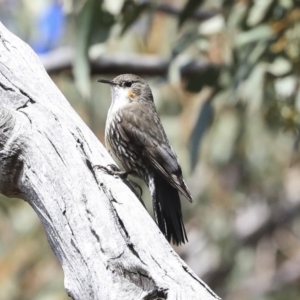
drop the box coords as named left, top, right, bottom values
left=150, top=173, right=187, bottom=245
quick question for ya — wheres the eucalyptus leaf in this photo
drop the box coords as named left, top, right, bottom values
left=74, top=0, right=114, bottom=100
left=90, top=6, right=115, bottom=44
left=247, top=0, right=273, bottom=27
left=190, top=99, right=214, bottom=170
left=240, top=63, right=266, bottom=113
left=210, top=110, right=239, bottom=165
left=178, top=0, right=205, bottom=28
left=120, top=0, right=151, bottom=36
left=104, top=0, right=124, bottom=15
left=267, top=57, right=292, bottom=76
left=234, top=25, right=274, bottom=48
left=172, top=29, right=199, bottom=59
left=198, top=14, right=225, bottom=35
left=74, top=0, right=96, bottom=100
left=275, top=76, right=297, bottom=98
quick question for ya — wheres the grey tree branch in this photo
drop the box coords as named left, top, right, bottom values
left=0, top=23, right=220, bottom=300
left=39, top=46, right=221, bottom=77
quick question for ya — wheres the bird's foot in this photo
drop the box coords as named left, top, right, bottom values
left=126, top=180, right=144, bottom=207
left=93, top=164, right=131, bottom=179
left=127, top=180, right=143, bottom=198
left=93, top=164, right=144, bottom=205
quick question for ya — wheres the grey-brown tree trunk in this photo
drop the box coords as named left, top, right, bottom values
left=0, top=23, right=220, bottom=300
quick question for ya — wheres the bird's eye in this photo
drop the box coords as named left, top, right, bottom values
left=123, top=81, right=132, bottom=88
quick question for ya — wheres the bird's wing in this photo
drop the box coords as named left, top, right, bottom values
left=117, top=104, right=193, bottom=202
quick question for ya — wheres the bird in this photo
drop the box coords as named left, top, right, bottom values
left=97, top=74, right=193, bottom=245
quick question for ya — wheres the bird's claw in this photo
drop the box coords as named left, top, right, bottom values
left=128, top=180, right=143, bottom=198
left=93, top=164, right=129, bottom=179
left=93, top=164, right=143, bottom=201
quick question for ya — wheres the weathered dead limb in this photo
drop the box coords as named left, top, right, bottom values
left=0, top=23, right=220, bottom=300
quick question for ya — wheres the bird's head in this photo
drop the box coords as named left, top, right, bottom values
left=97, top=74, right=153, bottom=106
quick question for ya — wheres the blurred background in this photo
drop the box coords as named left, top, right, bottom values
left=1, top=0, right=300, bottom=299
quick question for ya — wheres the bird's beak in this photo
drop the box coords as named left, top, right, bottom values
left=97, top=79, right=117, bottom=85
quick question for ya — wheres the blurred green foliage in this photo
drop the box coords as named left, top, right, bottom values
left=1, top=0, right=300, bottom=299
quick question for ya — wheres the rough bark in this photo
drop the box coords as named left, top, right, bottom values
left=0, top=23, right=220, bottom=300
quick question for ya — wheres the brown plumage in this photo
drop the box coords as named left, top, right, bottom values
left=98, top=74, right=193, bottom=245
